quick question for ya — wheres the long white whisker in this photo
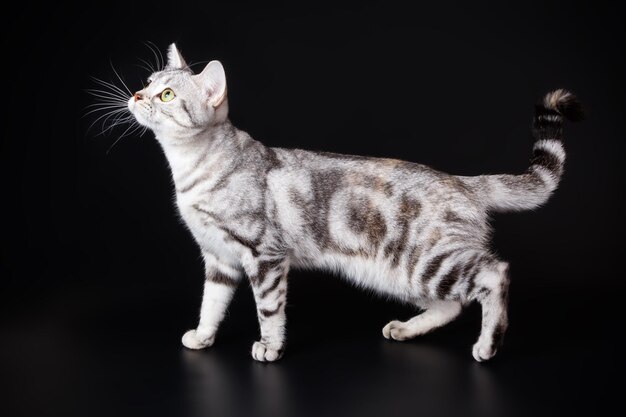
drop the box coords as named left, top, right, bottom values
left=107, top=119, right=143, bottom=153
left=86, top=98, right=128, bottom=107
left=138, top=57, right=155, bottom=73
left=91, top=77, right=126, bottom=95
left=143, top=41, right=162, bottom=71
left=106, top=134, right=126, bottom=153
left=83, top=104, right=127, bottom=118
left=99, top=114, right=134, bottom=137
left=85, top=95, right=127, bottom=105
left=85, top=86, right=127, bottom=96
left=100, top=117, right=134, bottom=136
left=147, top=40, right=164, bottom=70
left=90, top=76, right=130, bottom=98
left=119, top=119, right=140, bottom=137
left=110, top=61, right=133, bottom=95
left=154, top=42, right=165, bottom=70
left=135, top=63, right=154, bottom=74
left=85, top=88, right=128, bottom=100
left=188, top=60, right=211, bottom=69
left=84, top=101, right=128, bottom=110
left=87, top=108, right=128, bottom=132
left=102, top=109, right=131, bottom=128
left=127, top=122, right=145, bottom=137
left=86, top=99, right=127, bottom=107
left=99, top=114, right=133, bottom=135
left=87, top=113, right=127, bottom=131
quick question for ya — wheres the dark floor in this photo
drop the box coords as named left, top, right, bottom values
left=1, top=269, right=623, bottom=417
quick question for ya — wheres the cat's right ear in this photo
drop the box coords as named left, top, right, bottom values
left=195, top=61, right=227, bottom=108
left=166, top=43, right=188, bottom=70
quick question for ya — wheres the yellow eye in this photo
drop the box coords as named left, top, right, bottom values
left=160, top=88, right=175, bottom=102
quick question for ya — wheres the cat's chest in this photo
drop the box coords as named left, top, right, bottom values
left=176, top=195, right=240, bottom=262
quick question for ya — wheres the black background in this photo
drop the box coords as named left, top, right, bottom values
left=1, top=1, right=625, bottom=416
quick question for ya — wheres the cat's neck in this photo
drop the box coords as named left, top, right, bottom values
left=157, top=120, right=255, bottom=191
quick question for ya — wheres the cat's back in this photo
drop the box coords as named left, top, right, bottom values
left=271, top=147, right=469, bottom=198
left=266, top=147, right=484, bottom=251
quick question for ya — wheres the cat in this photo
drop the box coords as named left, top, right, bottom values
left=125, top=43, right=583, bottom=362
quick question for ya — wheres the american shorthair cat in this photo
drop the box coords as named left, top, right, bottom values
left=114, top=43, right=582, bottom=362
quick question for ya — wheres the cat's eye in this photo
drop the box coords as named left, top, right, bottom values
left=160, top=88, right=175, bottom=102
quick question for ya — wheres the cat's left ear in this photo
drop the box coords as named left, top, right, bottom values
left=166, top=43, right=188, bottom=70
left=195, top=61, right=227, bottom=108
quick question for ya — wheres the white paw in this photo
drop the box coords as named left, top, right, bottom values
left=382, top=320, right=411, bottom=341
left=472, top=339, right=496, bottom=362
left=251, top=341, right=284, bottom=362
left=181, top=329, right=214, bottom=350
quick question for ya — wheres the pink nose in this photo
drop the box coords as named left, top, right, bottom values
left=133, top=92, right=143, bottom=101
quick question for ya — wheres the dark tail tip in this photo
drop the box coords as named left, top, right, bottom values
left=542, top=89, right=585, bottom=122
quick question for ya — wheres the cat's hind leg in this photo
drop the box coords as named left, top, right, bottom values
left=471, top=261, right=510, bottom=362
left=382, top=300, right=462, bottom=341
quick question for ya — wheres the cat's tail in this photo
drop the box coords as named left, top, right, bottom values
left=462, top=89, right=584, bottom=213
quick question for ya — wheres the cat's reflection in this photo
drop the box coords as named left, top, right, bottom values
left=180, top=342, right=509, bottom=417
left=378, top=341, right=508, bottom=417
left=180, top=349, right=294, bottom=417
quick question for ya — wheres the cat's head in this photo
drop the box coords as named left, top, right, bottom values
left=128, top=43, right=228, bottom=141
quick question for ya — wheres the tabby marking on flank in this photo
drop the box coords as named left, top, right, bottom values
left=123, top=43, right=583, bottom=362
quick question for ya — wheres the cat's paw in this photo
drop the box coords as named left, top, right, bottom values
left=181, top=329, right=214, bottom=350
left=382, top=320, right=412, bottom=341
left=472, top=339, right=497, bottom=362
left=251, top=341, right=284, bottom=362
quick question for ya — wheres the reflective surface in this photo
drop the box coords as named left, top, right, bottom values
left=2, top=272, right=622, bottom=417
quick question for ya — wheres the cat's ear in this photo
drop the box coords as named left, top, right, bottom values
left=166, top=43, right=188, bottom=70
left=196, top=61, right=227, bottom=108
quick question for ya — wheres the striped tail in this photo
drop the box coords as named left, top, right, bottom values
left=464, top=89, right=584, bottom=213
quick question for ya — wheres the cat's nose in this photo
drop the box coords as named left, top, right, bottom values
left=133, top=92, right=143, bottom=102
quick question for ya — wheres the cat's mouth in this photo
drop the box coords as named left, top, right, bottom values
left=128, top=97, right=151, bottom=126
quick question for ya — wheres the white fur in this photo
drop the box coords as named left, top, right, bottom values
left=383, top=300, right=462, bottom=340
left=182, top=279, right=240, bottom=349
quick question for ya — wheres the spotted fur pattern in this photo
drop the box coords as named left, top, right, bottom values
left=127, top=44, right=582, bottom=362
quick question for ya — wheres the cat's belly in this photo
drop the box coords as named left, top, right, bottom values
left=291, top=250, right=417, bottom=303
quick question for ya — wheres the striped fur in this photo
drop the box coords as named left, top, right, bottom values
left=461, top=89, right=583, bottom=213
left=125, top=44, right=582, bottom=362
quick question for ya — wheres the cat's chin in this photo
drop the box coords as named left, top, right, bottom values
left=131, top=115, right=150, bottom=129
left=127, top=104, right=150, bottom=128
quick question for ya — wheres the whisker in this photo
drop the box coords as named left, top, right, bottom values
left=101, top=109, right=131, bottom=129
left=85, top=88, right=128, bottom=100
left=147, top=40, right=165, bottom=70
left=87, top=108, right=129, bottom=132
left=188, top=60, right=211, bottom=69
left=106, top=134, right=126, bottom=154
left=99, top=114, right=133, bottom=135
left=110, top=61, right=133, bottom=96
left=143, top=41, right=163, bottom=71
left=135, top=63, right=154, bottom=74
left=83, top=104, right=127, bottom=118
left=138, top=57, right=156, bottom=73
left=98, top=113, right=134, bottom=137
left=90, top=76, right=131, bottom=99
left=85, top=95, right=128, bottom=105
left=107, top=119, right=143, bottom=153
left=84, top=101, right=128, bottom=110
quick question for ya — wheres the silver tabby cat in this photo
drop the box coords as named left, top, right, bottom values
left=126, top=44, right=582, bottom=362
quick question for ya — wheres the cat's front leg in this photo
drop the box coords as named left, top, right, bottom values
left=181, top=252, right=244, bottom=350
left=245, top=256, right=290, bottom=362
